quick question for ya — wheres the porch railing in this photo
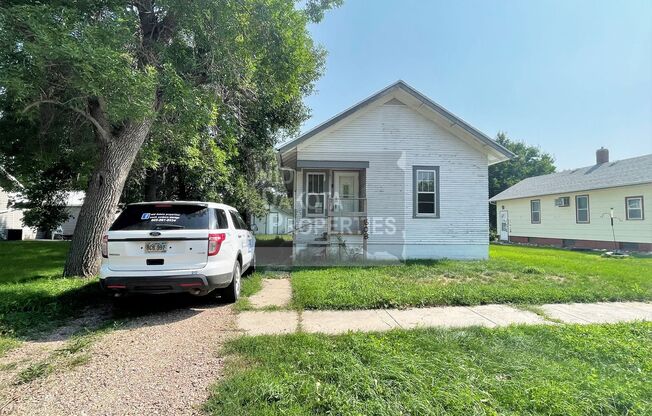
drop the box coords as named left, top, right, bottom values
left=327, top=197, right=367, bottom=235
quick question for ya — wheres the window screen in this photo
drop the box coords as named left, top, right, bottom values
left=530, top=200, right=541, bottom=224
left=413, top=166, right=439, bottom=217
left=576, top=195, right=590, bottom=223
left=626, top=197, right=643, bottom=220
left=306, top=173, right=326, bottom=216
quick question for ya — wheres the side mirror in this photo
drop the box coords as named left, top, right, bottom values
left=250, top=224, right=258, bottom=233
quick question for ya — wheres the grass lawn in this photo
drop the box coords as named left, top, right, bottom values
left=254, top=234, right=292, bottom=247
left=0, top=241, right=102, bottom=356
left=206, top=322, right=652, bottom=415
left=292, top=245, right=652, bottom=309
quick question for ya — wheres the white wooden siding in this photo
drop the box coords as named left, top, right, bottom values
left=496, top=183, right=652, bottom=243
left=294, top=100, right=489, bottom=259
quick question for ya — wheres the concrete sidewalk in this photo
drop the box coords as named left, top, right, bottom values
left=237, top=302, right=652, bottom=336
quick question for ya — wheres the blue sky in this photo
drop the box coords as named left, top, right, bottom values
left=302, top=0, right=652, bottom=170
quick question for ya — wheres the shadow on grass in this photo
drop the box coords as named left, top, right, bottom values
left=0, top=277, right=233, bottom=348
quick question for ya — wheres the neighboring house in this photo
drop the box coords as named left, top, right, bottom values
left=58, top=191, right=85, bottom=237
left=0, top=167, right=37, bottom=240
left=250, top=203, right=294, bottom=235
left=0, top=186, right=37, bottom=240
left=0, top=173, right=85, bottom=240
left=490, top=150, right=652, bottom=252
left=278, top=80, right=513, bottom=261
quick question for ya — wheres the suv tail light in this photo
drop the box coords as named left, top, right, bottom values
left=208, top=233, right=226, bottom=256
left=101, top=235, right=109, bottom=258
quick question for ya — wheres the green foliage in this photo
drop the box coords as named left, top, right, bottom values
left=14, top=162, right=77, bottom=234
left=206, top=323, right=652, bottom=415
left=1, top=0, right=337, bottom=230
left=291, top=245, right=652, bottom=309
left=489, top=132, right=556, bottom=229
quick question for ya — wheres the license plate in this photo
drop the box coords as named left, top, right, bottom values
left=145, top=242, right=168, bottom=253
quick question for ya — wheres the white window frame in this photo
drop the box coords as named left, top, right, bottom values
left=575, top=195, right=590, bottom=224
left=625, top=196, right=644, bottom=220
left=306, top=172, right=326, bottom=217
left=530, top=199, right=541, bottom=224
left=413, top=166, right=439, bottom=218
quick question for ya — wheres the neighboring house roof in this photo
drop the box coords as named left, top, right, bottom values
left=65, top=191, right=85, bottom=207
left=490, top=153, right=652, bottom=202
left=0, top=165, right=25, bottom=190
left=278, top=80, right=514, bottom=166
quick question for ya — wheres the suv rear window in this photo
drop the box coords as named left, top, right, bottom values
left=110, top=204, right=209, bottom=231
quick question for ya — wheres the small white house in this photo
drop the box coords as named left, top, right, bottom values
left=490, top=150, right=652, bottom=252
left=0, top=187, right=37, bottom=240
left=250, top=203, right=294, bottom=235
left=58, top=191, right=85, bottom=237
left=0, top=170, right=85, bottom=240
left=278, top=81, right=513, bottom=262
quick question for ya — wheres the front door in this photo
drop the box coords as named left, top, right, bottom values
left=499, top=210, right=509, bottom=241
left=333, top=172, right=359, bottom=214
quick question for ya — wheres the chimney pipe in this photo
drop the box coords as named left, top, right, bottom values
left=596, top=147, right=609, bottom=164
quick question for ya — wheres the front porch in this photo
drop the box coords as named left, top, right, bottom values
left=292, top=162, right=369, bottom=262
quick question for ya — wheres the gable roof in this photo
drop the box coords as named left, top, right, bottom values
left=278, top=80, right=514, bottom=165
left=490, top=153, right=652, bottom=202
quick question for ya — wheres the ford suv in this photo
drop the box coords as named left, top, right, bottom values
left=99, top=201, right=255, bottom=302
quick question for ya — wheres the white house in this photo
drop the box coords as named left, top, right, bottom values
left=1, top=166, right=85, bottom=240
left=58, top=191, right=85, bottom=237
left=0, top=186, right=37, bottom=240
left=250, top=203, right=294, bottom=235
left=278, top=81, right=513, bottom=262
left=490, top=150, right=652, bottom=252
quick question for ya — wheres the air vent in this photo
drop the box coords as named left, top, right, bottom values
left=555, top=197, right=570, bottom=207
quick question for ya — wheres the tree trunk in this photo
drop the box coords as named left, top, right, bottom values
left=144, top=168, right=159, bottom=201
left=63, top=120, right=153, bottom=277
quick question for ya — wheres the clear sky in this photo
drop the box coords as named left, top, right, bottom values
left=302, top=0, right=652, bottom=170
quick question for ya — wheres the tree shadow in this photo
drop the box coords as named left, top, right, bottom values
left=1, top=280, right=233, bottom=346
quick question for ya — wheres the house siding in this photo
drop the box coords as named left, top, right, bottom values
left=294, top=100, right=489, bottom=260
left=0, top=188, right=37, bottom=240
left=495, top=183, right=652, bottom=248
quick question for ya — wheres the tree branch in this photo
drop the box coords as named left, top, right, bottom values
left=23, top=99, right=112, bottom=144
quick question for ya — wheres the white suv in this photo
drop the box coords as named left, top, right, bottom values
left=99, top=201, right=255, bottom=302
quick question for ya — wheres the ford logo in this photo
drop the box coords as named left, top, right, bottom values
left=149, top=231, right=161, bottom=237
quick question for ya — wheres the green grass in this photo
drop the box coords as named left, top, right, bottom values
left=206, top=323, right=652, bottom=415
left=292, top=245, right=652, bottom=309
left=255, top=234, right=293, bottom=247
left=0, top=241, right=104, bottom=356
left=0, top=241, right=70, bottom=283
left=234, top=273, right=265, bottom=312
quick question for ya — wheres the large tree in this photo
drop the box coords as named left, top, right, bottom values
left=0, top=0, right=340, bottom=276
left=489, top=132, right=556, bottom=230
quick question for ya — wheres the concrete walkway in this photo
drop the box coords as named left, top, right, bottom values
left=237, top=302, right=652, bottom=335
left=247, top=278, right=292, bottom=308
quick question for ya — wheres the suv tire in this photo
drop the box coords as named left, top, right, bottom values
left=221, top=261, right=241, bottom=303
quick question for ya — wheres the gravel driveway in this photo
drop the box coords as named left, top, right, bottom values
left=1, top=298, right=236, bottom=415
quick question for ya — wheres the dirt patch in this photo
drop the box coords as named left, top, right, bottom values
left=0, top=298, right=237, bottom=415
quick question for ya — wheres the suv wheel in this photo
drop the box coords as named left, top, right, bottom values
left=222, top=261, right=241, bottom=303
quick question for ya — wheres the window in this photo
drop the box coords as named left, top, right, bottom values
left=625, top=196, right=644, bottom=220
left=211, top=209, right=229, bottom=229
left=229, top=210, right=248, bottom=230
left=306, top=172, right=326, bottom=216
left=530, top=199, right=541, bottom=224
left=413, top=166, right=439, bottom=218
left=575, top=195, right=590, bottom=223
left=109, top=204, right=209, bottom=231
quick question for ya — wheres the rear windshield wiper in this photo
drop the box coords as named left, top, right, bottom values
left=153, top=224, right=185, bottom=229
